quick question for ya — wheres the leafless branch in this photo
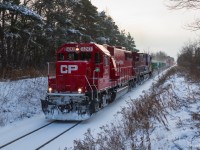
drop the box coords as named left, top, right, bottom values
left=166, top=0, right=200, bottom=30
left=167, top=0, right=200, bottom=10
left=185, top=19, right=200, bottom=31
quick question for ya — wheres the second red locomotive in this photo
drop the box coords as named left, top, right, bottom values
left=41, top=43, right=152, bottom=120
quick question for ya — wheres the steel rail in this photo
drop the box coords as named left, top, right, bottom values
left=0, top=121, right=55, bottom=149
left=35, top=121, right=82, bottom=150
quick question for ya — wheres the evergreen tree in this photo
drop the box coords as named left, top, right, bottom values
left=0, top=0, right=138, bottom=74
left=96, top=11, right=121, bottom=45
left=126, top=32, right=136, bottom=51
left=72, top=0, right=99, bottom=42
left=0, top=0, right=43, bottom=69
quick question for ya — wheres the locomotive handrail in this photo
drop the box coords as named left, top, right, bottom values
left=47, top=62, right=49, bottom=75
left=47, top=93, right=85, bottom=96
left=47, top=62, right=56, bottom=77
left=118, top=66, right=132, bottom=69
left=84, top=75, right=94, bottom=100
left=92, top=70, right=99, bottom=100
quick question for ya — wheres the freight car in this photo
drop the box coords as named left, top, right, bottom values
left=41, top=43, right=152, bottom=120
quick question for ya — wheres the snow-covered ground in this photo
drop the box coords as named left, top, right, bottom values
left=0, top=74, right=155, bottom=150
left=151, top=74, right=200, bottom=149
left=0, top=77, right=47, bottom=126
left=0, top=69, right=200, bottom=149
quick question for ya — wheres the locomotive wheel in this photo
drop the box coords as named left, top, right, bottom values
left=128, top=81, right=135, bottom=91
left=132, top=81, right=136, bottom=88
left=139, top=76, right=144, bottom=84
left=109, top=92, right=116, bottom=103
left=98, top=93, right=103, bottom=108
left=89, top=101, right=96, bottom=115
left=149, top=72, right=152, bottom=78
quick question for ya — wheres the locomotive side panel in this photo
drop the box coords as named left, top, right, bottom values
left=107, top=46, right=133, bottom=86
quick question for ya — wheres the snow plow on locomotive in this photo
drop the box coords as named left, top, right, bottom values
left=41, top=43, right=152, bottom=120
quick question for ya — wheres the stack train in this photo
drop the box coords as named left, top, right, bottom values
left=41, top=43, right=152, bottom=120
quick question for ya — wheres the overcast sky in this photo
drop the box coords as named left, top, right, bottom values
left=91, top=0, right=200, bottom=59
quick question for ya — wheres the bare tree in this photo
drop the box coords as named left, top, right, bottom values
left=167, top=0, right=200, bottom=31
left=168, top=0, right=200, bottom=9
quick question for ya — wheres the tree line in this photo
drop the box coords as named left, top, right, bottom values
left=0, top=0, right=136, bottom=72
left=167, top=0, right=200, bottom=77
left=177, top=42, right=200, bottom=74
left=151, top=51, right=169, bottom=61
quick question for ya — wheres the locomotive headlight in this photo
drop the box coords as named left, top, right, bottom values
left=75, top=47, right=80, bottom=51
left=78, top=88, right=82, bottom=93
left=48, top=87, right=53, bottom=93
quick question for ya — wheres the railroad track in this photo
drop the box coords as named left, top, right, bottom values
left=0, top=121, right=81, bottom=150
left=35, top=121, right=81, bottom=150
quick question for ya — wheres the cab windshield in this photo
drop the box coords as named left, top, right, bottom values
left=57, top=52, right=92, bottom=61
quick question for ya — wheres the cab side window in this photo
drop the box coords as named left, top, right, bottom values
left=95, top=52, right=102, bottom=64
left=104, top=55, right=109, bottom=66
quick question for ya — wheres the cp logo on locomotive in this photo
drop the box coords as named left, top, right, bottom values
left=60, top=65, right=78, bottom=74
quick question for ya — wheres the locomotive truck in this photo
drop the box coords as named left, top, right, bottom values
left=41, top=43, right=152, bottom=120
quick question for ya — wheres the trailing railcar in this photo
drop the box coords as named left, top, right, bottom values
left=41, top=43, right=152, bottom=120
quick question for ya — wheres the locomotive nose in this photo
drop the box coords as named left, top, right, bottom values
left=56, top=62, right=88, bottom=93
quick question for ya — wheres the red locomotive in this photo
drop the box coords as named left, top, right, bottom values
left=41, top=43, right=152, bottom=120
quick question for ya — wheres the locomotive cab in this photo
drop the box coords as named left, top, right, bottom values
left=51, top=44, right=111, bottom=93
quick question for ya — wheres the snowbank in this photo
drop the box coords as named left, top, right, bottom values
left=0, top=77, right=47, bottom=126
left=73, top=68, right=200, bottom=149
